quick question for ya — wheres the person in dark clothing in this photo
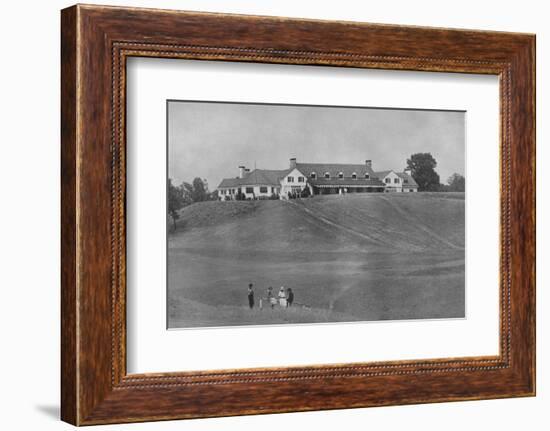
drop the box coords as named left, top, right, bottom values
left=247, top=283, right=254, bottom=309
left=286, top=287, right=294, bottom=307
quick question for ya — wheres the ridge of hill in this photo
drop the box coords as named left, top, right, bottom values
left=171, top=193, right=464, bottom=253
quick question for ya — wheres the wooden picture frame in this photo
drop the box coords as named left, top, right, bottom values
left=61, top=4, right=535, bottom=425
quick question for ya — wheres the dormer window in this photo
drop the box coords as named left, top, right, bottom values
left=338, top=172, right=344, bottom=179
left=310, top=172, right=317, bottom=179
left=324, top=172, right=330, bottom=179
left=351, top=172, right=357, bottom=179
left=365, top=173, right=370, bottom=179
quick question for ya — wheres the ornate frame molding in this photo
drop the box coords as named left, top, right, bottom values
left=61, top=5, right=535, bottom=425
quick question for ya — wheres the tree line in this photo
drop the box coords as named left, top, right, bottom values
left=168, top=177, right=217, bottom=231
left=406, top=153, right=465, bottom=192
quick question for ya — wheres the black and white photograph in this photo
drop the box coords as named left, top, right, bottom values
left=167, top=100, right=466, bottom=329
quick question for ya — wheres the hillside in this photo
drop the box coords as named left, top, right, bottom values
left=171, top=193, right=464, bottom=253
left=168, top=193, right=465, bottom=328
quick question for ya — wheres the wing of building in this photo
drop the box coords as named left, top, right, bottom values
left=217, top=167, right=288, bottom=200
left=217, top=158, right=418, bottom=200
left=374, top=169, right=419, bottom=192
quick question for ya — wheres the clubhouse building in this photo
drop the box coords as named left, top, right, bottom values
left=217, top=158, right=418, bottom=200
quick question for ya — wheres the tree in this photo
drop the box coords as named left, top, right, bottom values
left=181, top=181, right=194, bottom=203
left=447, top=173, right=465, bottom=192
left=167, top=179, right=184, bottom=231
left=191, top=177, right=209, bottom=202
left=406, top=153, right=440, bottom=191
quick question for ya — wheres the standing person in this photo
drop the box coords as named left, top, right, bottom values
left=278, top=287, right=287, bottom=307
left=247, top=283, right=254, bottom=309
left=267, top=286, right=275, bottom=309
left=287, top=287, right=294, bottom=307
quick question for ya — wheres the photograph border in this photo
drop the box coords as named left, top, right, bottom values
left=61, top=4, right=535, bottom=425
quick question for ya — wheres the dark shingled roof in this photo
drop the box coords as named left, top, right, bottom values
left=396, top=172, right=419, bottom=187
left=295, top=162, right=377, bottom=179
left=218, top=169, right=288, bottom=188
left=374, top=170, right=392, bottom=179
left=309, top=177, right=385, bottom=187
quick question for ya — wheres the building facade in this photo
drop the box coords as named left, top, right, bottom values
left=217, top=158, right=418, bottom=200
left=375, top=170, right=419, bottom=193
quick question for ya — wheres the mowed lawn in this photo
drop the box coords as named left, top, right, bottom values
left=168, top=193, right=465, bottom=328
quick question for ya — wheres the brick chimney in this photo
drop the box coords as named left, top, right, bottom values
left=365, top=160, right=372, bottom=168
left=404, top=168, right=412, bottom=176
left=238, top=166, right=246, bottom=178
left=290, top=158, right=297, bottom=169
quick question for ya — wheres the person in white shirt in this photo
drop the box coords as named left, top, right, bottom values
left=278, top=287, right=287, bottom=307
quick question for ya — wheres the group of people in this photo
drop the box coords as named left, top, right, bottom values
left=247, top=283, right=294, bottom=309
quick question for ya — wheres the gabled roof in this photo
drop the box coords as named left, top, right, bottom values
left=217, top=169, right=287, bottom=188
left=374, top=170, right=419, bottom=187
left=296, top=162, right=377, bottom=179
left=395, top=172, right=418, bottom=187
left=374, top=170, right=393, bottom=178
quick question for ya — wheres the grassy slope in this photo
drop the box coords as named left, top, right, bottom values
left=168, top=193, right=465, bottom=327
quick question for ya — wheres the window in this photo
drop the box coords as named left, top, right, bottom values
left=298, top=177, right=304, bottom=183
left=271, top=187, right=275, bottom=193
left=310, top=172, right=317, bottom=179
left=351, top=172, right=357, bottom=179
left=365, top=173, right=370, bottom=179
left=260, top=186, right=268, bottom=193
left=385, top=178, right=391, bottom=184
left=325, top=172, right=330, bottom=179
left=404, top=179, right=409, bottom=184
left=394, top=178, right=400, bottom=184
left=246, top=187, right=254, bottom=194
left=338, top=172, right=344, bottom=179
left=287, top=176, right=294, bottom=183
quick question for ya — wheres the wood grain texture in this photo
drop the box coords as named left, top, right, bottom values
left=60, top=5, right=78, bottom=425
left=60, top=4, right=536, bottom=425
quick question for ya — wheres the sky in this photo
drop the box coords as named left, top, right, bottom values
left=168, top=101, right=465, bottom=190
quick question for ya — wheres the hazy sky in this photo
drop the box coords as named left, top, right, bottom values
left=168, top=101, right=465, bottom=189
